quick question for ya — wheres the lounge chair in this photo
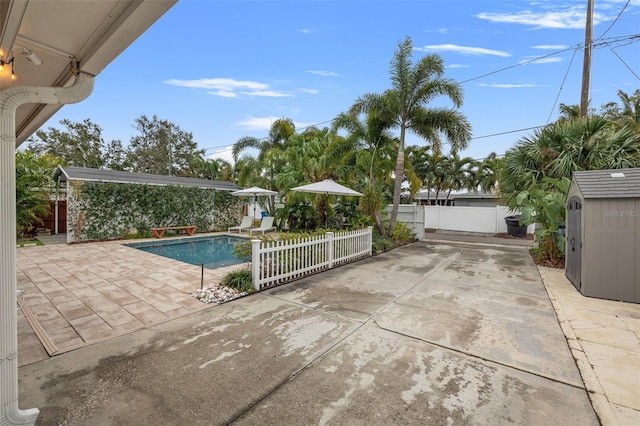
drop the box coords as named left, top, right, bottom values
left=249, top=216, right=275, bottom=235
left=228, top=216, right=253, bottom=233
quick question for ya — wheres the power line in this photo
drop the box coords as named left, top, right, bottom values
left=201, top=34, right=639, bottom=155
left=546, top=48, right=579, bottom=124
left=594, top=0, right=631, bottom=42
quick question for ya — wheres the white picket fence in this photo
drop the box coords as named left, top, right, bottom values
left=251, top=226, right=373, bottom=290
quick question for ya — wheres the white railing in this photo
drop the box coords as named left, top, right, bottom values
left=251, top=226, right=373, bottom=290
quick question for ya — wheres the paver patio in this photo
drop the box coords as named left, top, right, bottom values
left=17, top=233, right=246, bottom=362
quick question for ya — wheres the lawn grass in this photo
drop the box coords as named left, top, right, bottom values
left=17, top=239, right=44, bottom=247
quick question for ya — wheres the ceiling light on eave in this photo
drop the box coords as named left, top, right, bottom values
left=17, top=45, right=42, bottom=66
left=0, top=56, right=17, bottom=80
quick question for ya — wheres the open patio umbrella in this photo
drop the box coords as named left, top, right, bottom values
left=291, top=180, right=362, bottom=227
left=231, top=186, right=278, bottom=220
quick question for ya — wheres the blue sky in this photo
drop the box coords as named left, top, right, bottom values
left=40, top=0, right=640, bottom=164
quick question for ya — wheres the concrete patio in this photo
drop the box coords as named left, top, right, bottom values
left=15, top=236, right=638, bottom=425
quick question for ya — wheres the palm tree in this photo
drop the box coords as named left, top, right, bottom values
left=475, top=152, right=502, bottom=193
left=231, top=117, right=295, bottom=163
left=332, top=111, right=396, bottom=233
left=277, top=127, right=345, bottom=227
left=443, top=153, right=475, bottom=203
left=349, top=36, right=471, bottom=232
left=499, top=115, right=640, bottom=206
left=231, top=117, right=296, bottom=193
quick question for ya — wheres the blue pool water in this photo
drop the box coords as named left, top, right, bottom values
left=126, top=235, right=250, bottom=269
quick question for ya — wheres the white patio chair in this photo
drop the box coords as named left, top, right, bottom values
left=249, top=216, right=275, bottom=235
left=228, top=216, right=253, bottom=233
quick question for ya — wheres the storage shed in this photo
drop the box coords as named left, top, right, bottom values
left=565, top=168, right=640, bottom=303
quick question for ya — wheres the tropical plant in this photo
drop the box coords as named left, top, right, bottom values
left=220, top=268, right=255, bottom=294
left=232, top=118, right=295, bottom=187
left=499, top=115, right=640, bottom=206
left=474, top=152, right=502, bottom=193
left=513, top=177, right=571, bottom=266
left=15, top=151, right=62, bottom=237
left=189, top=156, right=233, bottom=181
left=601, top=89, right=640, bottom=133
left=349, top=36, right=471, bottom=232
left=332, top=111, right=396, bottom=234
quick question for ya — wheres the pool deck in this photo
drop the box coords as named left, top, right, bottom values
left=17, top=232, right=247, bottom=365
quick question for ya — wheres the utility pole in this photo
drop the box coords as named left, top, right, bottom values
left=580, top=0, right=594, bottom=117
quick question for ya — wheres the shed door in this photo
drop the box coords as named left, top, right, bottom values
left=565, top=196, right=582, bottom=290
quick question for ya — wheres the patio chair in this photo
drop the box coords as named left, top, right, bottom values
left=249, top=216, right=275, bottom=235
left=228, top=216, right=253, bottom=233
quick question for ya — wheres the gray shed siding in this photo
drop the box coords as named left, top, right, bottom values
left=582, top=197, right=639, bottom=302
left=566, top=168, right=640, bottom=303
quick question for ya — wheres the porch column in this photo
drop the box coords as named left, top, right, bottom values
left=0, top=72, right=94, bottom=426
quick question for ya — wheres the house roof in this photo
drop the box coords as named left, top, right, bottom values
left=1, top=0, right=177, bottom=146
left=451, top=192, right=498, bottom=200
left=572, top=168, right=640, bottom=199
left=53, top=166, right=242, bottom=192
left=415, top=190, right=497, bottom=200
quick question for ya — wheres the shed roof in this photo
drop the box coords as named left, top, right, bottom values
left=53, top=166, right=242, bottom=192
left=572, top=168, right=640, bottom=199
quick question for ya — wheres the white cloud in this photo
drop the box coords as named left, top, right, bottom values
left=478, top=83, right=539, bottom=88
left=208, top=146, right=234, bottom=165
left=447, top=64, right=469, bottom=69
left=236, top=116, right=313, bottom=131
left=207, top=90, right=237, bottom=98
left=236, top=116, right=281, bottom=130
left=165, top=77, right=289, bottom=98
left=299, top=88, right=320, bottom=94
left=532, top=44, right=568, bottom=50
left=307, top=70, right=339, bottom=77
left=520, top=57, right=563, bottom=64
left=417, top=44, right=510, bottom=57
left=476, top=6, right=608, bottom=29
left=300, top=28, right=314, bottom=34
left=240, top=90, right=292, bottom=98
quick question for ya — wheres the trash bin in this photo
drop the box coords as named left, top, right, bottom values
left=505, top=215, right=527, bottom=238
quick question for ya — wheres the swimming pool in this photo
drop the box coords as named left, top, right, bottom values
left=126, top=235, right=250, bottom=269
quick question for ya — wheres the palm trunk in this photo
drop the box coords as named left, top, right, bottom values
left=389, top=126, right=406, bottom=232
left=374, top=211, right=385, bottom=235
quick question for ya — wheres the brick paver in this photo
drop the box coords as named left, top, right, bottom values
left=17, top=234, right=247, bottom=363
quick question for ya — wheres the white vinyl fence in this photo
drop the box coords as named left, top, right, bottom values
left=251, top=227, right=373, bottom=290
left=391, top=204, right=425, bottom=239
left=423, top=205, right=535, bottom=234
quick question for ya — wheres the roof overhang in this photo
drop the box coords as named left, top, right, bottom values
left=0, top=0, right=177, bottom=147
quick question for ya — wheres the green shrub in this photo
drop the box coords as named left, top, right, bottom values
left=392, top=222, right=415, bottom=244
left=372, top=234, right=394, bottom=254
left=221, top=268, right=255, bottom=293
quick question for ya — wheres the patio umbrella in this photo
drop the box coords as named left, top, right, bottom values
left=231, top=186, right=278, bottom=219
left=291, top=180, right=362, bottom=227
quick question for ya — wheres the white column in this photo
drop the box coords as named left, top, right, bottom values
left=1, top=72, right=94, bottom=426
left=0, top=101, right=39, bottom=426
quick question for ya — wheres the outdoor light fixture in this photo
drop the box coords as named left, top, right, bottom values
left=0, top=57, right=16, bottom=80
left=69, top=57, right=80, bottom=76
left=18, top=45, right=42, bottom=66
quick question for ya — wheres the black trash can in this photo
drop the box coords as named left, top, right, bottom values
left=505, top=215, right=527, bottom=238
